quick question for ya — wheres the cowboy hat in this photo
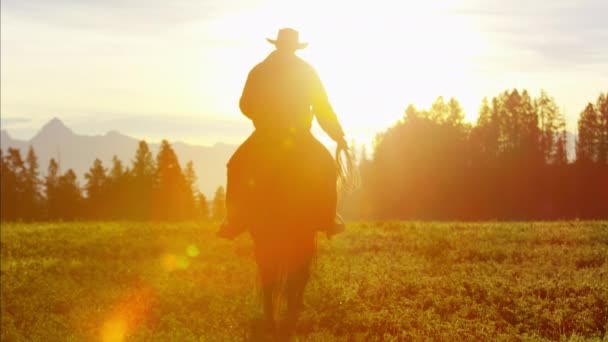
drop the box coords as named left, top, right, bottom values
left=266, top=28, right=308, bottom=49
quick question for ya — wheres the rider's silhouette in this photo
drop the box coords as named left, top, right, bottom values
left=219, top=28, right=347, bottom=239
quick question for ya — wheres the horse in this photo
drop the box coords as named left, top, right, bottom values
left=227, top=131, right=338, bottom=340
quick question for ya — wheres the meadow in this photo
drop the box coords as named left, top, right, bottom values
left=1, top=221, right=607, bottom=341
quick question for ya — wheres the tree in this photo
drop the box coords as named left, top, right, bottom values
left=131, top=140, right=156, bottom=219
left=45, top=158, right=61, bottom=220
left=536, top=90, right=567, bottom=164
left=5, top=148, right=27, bottom=220
left=554, top=129, right=568, bottom=165
left=596, top=93, right=608, bottom=164
left=359, top=89, right=583, bottom=220
left=429, top=96, right=449, bottom=123
left=0, top=149, right=16, bottom=220
left=197, top=192, right=210, bottom=220
left=576, top=103, right=599, bottom=164
left=471, top=97, right=499, bottom=165
left=108, top=155, right=129, bottom=219
left=110, top=155, right=125, bottom=180
left=447, top=97, right=465, bottom=126
left=469, top=97, right=502, bottom=218
left=183, top=160, right=198, bottom=217
left=84, top=159, right=108, bottom=219
left=498, top=89, right=541, bottom=165
left=57, top=169, right=82, bottom=220
left=574, top=94, right=608, bottom=219
left=22, top=146, right=43, bottom=220
left=470, top=89, right=545, bottom=218
left=132, top=140, right=156, bottom=178
left=366, top=97, right=469, bottom=219
left=212, top=186, right=226, bottom=221
left=154, top=140, right=190, bottom=220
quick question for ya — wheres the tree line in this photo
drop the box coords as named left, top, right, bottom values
left=2, top=89, right=606, bottom=222
left=1, top=140, right=227, bottom=222
left=343, top=89, right=608, bottom=220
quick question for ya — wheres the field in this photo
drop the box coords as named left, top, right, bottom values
left=1, top=221, right=607, bottom=341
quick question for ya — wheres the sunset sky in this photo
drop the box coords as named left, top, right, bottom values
left=2, top=0, right=607, bottom=147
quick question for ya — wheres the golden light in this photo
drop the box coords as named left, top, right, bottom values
left=161, top=253, right=178, bottom=272
left=202, top=0, right=489, bottom=147
left=186, top=244, right=200, bottom=258
left=100, top=285, right=155, bottom=342
left=177, top=256, right=190, bottom=270
left=101, top=317, right=127, bottom=342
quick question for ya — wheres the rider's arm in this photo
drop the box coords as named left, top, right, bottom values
left=239, top=69, right=259, bottom=121
left=311, top=69, right=346, bottom=146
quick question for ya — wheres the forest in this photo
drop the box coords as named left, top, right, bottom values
left=1, top=140, right=218, bottom=222
left=1, top=89, right=607, bottom=221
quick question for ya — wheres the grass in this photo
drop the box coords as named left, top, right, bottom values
left=1, top=221, right=607, bottom=341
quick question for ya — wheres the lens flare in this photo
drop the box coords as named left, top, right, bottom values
left=177, top=256, right=189, bottom=270
left=283, top=138, right=293, bottom=149
left=162, top=254, right=178, bottom=272
left=186, top=245, right=199, bottom=257
left=102, top=317, right=127, bottom=342
left=100, top=285, right=155, bottom=342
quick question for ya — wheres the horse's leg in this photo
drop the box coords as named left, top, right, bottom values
left=257, top=256, right=279, bottom=335
left=262, top=280, right=277, bottom=331
left=282, top=257, right=312, bottom=337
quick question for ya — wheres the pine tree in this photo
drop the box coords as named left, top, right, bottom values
left=447, top=97, right=465, bottom=126
left=133, top=140, right=156, bottom=178
left=576, top=103, right=599, bottom=164
left=183, top=161, right=198, bottom=218
left=46, top=158, right=60, bottom=220
left=536, top=90, right=566, bottom=164
left=155, top=140, right=189, bottom=220
left=554, top=129, right=568, bottom=165
left=108, top=155, right=128, bottom=219
left=57, top=169, right=82, bottom=220
left=84, top=159, right=108, bottom=219
left=0, top=149, right=15, bottom=220
left=197, top=192, right=210, bottom=220
left=131, top=140, right=156, bottom=219
left=24, top=146, right=42, bottom=220
left=429, top=96, right=449, bottom=122
left=520, top=89, right=542, bottom=164
left=574, top=96, right=607, bottom=219
left=212, top=186, right=226, bottom=221
left=596, top=93, right=608, bottom=164
left=5, top=148, right=27, bottom=220
left=471, top=97, right=500, bottom=165
left=110, top=155, right=125, bottom=180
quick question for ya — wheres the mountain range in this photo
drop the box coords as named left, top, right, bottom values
left=1, top=118, right=237, bottom=196
left=0, top=118, right=579, bottom=196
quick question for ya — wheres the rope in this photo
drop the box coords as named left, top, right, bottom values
left=335, top=145, right=361, bottom=202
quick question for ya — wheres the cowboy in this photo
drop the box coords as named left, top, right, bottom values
left=218, top=28, right=348, bottom=239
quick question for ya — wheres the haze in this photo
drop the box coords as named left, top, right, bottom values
left=2, top=0, right=607, bottom=147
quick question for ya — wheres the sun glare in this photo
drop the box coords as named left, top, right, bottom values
left=101, top=317, right=127, bottom=342
left=204, top=0, right=488, bottom=146
left=100, top=285, right=155, bottom=342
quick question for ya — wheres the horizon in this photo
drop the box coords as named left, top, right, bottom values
left=1, top=117, right=238, bottom=148
left=0, top=114, right=581, bottom=153
left=2, top=0, right=608, bottom=147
